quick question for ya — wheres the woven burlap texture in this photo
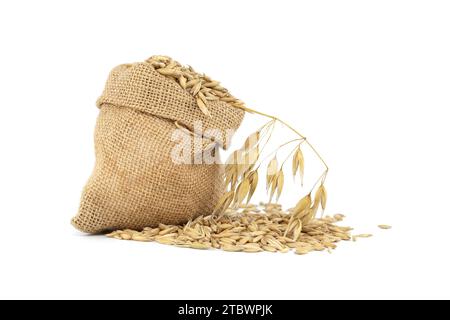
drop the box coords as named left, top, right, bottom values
left=71, top=61, right=245, bottom=233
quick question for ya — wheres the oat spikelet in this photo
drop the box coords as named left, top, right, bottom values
left=276, top=170, right=284, bottom=201
left=213, top=191, right=235, bottom=215
left=293, top=194, right=312, bottom=218
left=246, top=170, right=259, bottom=204
left=235, top=178, right=250, bottom=206
left=320, top=185, right=327, bottom=211
left=314, top=184, right=327, bottom=212
left=266, top=157, right=278, bottom=191
left=292, top=146, right=305, bottom=186
left=285, top=194, right=311, bottom=237
left=243, top=131, right=260, bottom=151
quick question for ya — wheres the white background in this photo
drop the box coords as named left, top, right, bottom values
left=0, top=0, right=449, bottom=300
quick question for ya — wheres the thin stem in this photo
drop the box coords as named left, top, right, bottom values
left=257, top=119, right=275, bottom=134
left=240, top=106, right=329, bottom=172
left=309, top=171, right=328, bottom=194
left=305, top=140, right=329, bottom=172
left=239, top=106, right=305, bottom=138
left=256, top=138, right=304, bottom=170
left=257, top=120, right=276, bottom=152
left=254, top=121, right=277, bottom=168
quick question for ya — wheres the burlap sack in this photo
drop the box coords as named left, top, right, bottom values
left=72, top=61, right=244, bottom=233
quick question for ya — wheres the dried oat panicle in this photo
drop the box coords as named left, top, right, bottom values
left=147, top=55, right=330, bottom=237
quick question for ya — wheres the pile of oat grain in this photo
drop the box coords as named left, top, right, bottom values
left=107, top=204, right=360, bottom=255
